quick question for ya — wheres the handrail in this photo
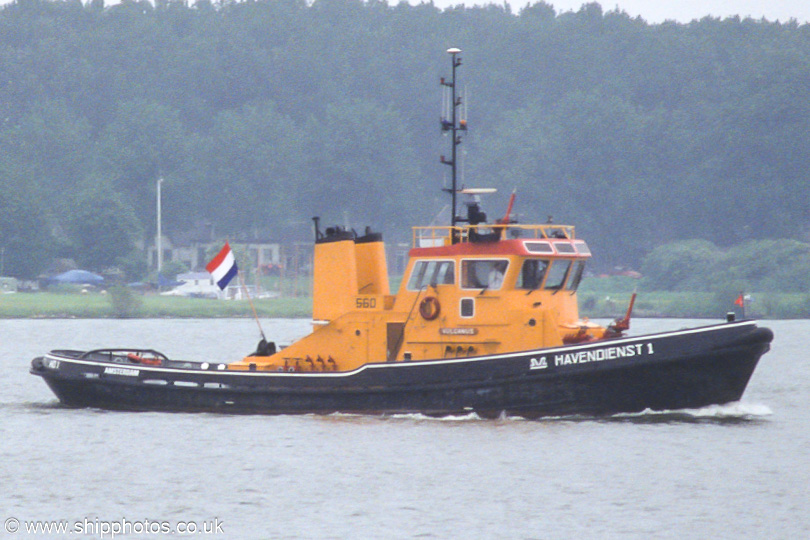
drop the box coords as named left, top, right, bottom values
left=412, top=224, right=575, bottom=248
left=79, top=348, right=170, bottom=361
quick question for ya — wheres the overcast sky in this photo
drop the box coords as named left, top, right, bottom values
left=429, top=0, right=810, bottom=23
left=0, top=0, right=807, bottom=24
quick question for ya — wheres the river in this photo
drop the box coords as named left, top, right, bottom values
left=1, top=318, right=807, bottom=539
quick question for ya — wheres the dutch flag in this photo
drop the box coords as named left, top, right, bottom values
left=206, top=242, right=239, bottom=290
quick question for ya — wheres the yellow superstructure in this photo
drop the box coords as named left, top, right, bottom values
left=228, top=222, right=624, bottom=373
left=310, top=230, right=358, bottom=323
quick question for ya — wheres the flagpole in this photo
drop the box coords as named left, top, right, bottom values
left=207, top=240, right=267, bottom=342
left=735, top=292, right=746, bottom=319
left=235, top=249, right=267, bottom=342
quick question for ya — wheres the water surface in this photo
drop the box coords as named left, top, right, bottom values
left=1, top=318, right=807, bottom=538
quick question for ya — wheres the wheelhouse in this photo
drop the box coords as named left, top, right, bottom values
left=404, top=225, right=591, bottom=297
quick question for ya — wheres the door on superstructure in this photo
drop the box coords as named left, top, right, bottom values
left=387, top=322, right=405, bottom=361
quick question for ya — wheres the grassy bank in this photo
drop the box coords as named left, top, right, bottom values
left=1, top=277, right=807, bottom=319
left=579, top=277, right=810, bottom=319
left=0, top=292, right=312, bottom=319
left=580, top=289, right=810, bottom=319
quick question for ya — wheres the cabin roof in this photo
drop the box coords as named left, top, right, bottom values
left=409, top=238, right=591, bottom=258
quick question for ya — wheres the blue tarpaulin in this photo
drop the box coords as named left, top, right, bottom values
left=158, top=273, right=183, bottom=288
left=50, top=270, right=105, bottom=285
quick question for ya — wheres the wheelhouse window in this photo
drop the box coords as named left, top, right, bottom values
left=544, top=260, right=571, bottom=290
left=407, top=260, right=455, bottom=290
left=524, top=241, right=553, bottom=254
left=567, top=260, right=586, bottom=291
left=461, top=259, right=509, bottom=290
left=517, top=259, right=549, bottom=290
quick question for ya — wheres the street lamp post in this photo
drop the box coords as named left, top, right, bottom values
left=157, top=177, right=163, bottom=275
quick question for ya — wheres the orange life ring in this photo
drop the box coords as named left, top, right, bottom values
left=140, top=356, right=163, bottom=366
left=127, top=353, right=162, bottom=366
left=419, top=296, right=441, bottom=320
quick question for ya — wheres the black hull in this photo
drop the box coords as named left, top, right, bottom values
left=30, top=321, right=773, bottom=418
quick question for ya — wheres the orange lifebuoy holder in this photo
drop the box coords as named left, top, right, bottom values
left=419, top=296, right=441, bottom=320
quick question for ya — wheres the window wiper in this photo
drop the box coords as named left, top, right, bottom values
left=525, top=281, right=541, bottom=296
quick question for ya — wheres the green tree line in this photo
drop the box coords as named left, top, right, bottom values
left=1, top=0, right=809, bottom=281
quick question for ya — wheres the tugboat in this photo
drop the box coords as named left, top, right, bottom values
left=31, top=49, right=773, bottom=418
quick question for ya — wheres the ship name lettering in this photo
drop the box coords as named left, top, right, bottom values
left=104, top=367, right=139, bottom=377
left=554, top=343, right=653, bottom=367
left=440, top=327, right=478, bottom=336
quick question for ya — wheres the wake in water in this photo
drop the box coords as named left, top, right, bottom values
left=605, top=401, right=773, bottom=424
left=322, top=401, right=773, bottom=425
left=15, top=401, right=771, bottom=423
left=3, top=400, right=64, bottom=412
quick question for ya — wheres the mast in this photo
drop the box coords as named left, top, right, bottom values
left=440, top=47, right=466, bottom=237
